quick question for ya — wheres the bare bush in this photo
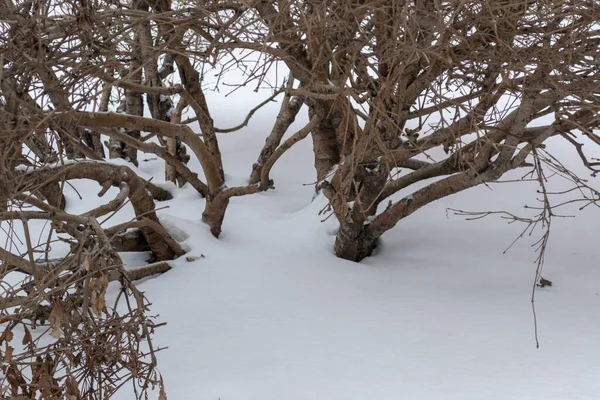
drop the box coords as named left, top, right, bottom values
left=2, top=0, right=600, bottom=395
left=193, top=0, right=600, bottom=261
left=0, top=181, right=167, bottom=398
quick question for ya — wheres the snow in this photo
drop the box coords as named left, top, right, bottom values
left=4, top=82, right=600, bottom=400
left=123, top=174, right=600, bottom=400
left=111, top=113, right=600, bottom=399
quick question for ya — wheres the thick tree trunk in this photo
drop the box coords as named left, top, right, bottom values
left=310, top=104, right=340, bottom=182
left=166, top=138, right=178, bottom=183
left=333, top=222, right=379, bottom=262
left=165, top=100, right=190, bottom=186
left=117, top=0, right=148, bottom=167
left=124, top=86, right=143, bottom=167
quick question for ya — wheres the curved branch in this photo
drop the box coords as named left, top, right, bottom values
left=379, top=155, right=462, bottom=200
left=53, top=111, right=224, bottom=194
left=83, top=182, right=130, bottom=218
left=111, top=261, right=172, bottom=282
left=24, top=161, right=179, bottom=261
left=259, top=112, right=323, bottom=188
left=175, top=57, right=224, bottom=176
left=368, top=121, right=559, bottom=239
left=0, top=247, right=38, bottom=276
left=97, top=126, right=208, bottom=196
left=214, top=88, right=284, bottom=133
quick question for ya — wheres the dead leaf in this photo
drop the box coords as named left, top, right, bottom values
left=48, top=300, right=66, bottom=339
left=0, top=326, right=14, bottom=345
left=6, top=365, right=26, bottom=396
left=537, top=277, right=553, bottom=288
left=4, top=345, right=13, bottom=362
left=49, top=328, right=62, bottom=340
left=92, top=292, right=105, bottom=317
left=38, top=370, right=54, bottom=399
left=22, top=326, right=33, bottom=346
left=82, top=254, right=90, bottom=272
left=186, top=254, right=206, bottom=262
left=65, top=376, right=80, bottom=400
left=97, top=274, right=109, bottom=292
left=91, top=274, right=109, bottom=317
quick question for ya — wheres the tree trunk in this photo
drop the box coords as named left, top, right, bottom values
left=249, top=89, right=303, bottom=184
left=164, top=100, right=190, bottom=186
left=310, top=104, right=340, bottom=182
left=124, top=87, right=143, bottom=167
left=333, top=222, right=379, bottom=262
left=202, top=195, right=229, bottom=238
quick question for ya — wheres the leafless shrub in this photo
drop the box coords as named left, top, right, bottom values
left=0, top=180, right=166, bottom=398
left=2, top=0, right=600, bottom=393
left=192, top=0, right=600, bottom=261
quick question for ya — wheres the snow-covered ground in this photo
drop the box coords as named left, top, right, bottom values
left=4, top=86, right=600, bottom=400
left=122, top=100, right=600, bottom=399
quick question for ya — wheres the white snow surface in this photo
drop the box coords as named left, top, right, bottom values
left=4, top=86, right=600, bottom=400
left=136, top=189, right=600, bottom=400
left=122, top=118, right=600, bottom=399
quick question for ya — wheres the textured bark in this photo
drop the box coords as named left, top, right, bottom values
left=117, top=261, right=172, bottom=282
left=201, top=184, right=264, bottom=238
left=202, top=196, right=229, bottom=238
left=250, top=76, right=303, bottom=184
left=310, top=103, right=341, bottom=182
left=333, top=223, right=379, bottom=262
left=260, top=111, right=323, bottom=188
left=124, top=75, right=143, bottom=167
left=0, top=173, right=7, bottom=211
left=250, top=96, right=303, bottom=183
left=110, top=0, right=148, bottom=167
left=34, top=61, right=85, bottom=159
left=166, top=137, right=178, bottom=184
left=165, top=100, right=190, bottom=187
left=175, top=56, right=224, bottom=179
left=325, top=163, right=389, bottom=262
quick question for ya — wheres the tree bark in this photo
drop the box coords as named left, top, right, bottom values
left=333, top=222, right=379, bottom=262
left=250, top=75, right=303, bottom=184
left=250, top=95, right=303, bottom=184
left=202, top=195, right=229, bottom=238
left=310, top=103, right=340, bottom=182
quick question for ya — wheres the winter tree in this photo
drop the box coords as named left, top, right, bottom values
left=1, top=0, right=599, bottom=397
